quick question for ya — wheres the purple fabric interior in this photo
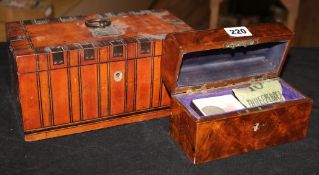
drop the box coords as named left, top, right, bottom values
left=177, top=42, right=288, bottom=87
left=176, top=79, right=304, bottom=120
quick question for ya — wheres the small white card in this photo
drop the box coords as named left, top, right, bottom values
left=192, top=94, right=245, bottom=116
left=224, top=26, right=252, bottom=37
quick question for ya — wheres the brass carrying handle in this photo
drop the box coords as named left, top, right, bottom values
left=85, top=18, right=111, bottom=28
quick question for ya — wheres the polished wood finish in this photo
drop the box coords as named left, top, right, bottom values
left=81, top=64, right=99, bottom=120
left=126, top=60, right=135, bottom=112
left=152, top=56, right=161, bottom=108
left=171, top=96, right=312, bottom=164
left=51, top=68, right=70, bottom=125
left=110, top=61, right=126, bottom=115
left=70, top=66, right=81, bottom=122
left=136, top=58, right=152, bottom=110
left=18, top=73, right=41, bottom=130
left=162, top=23, right=313, bottom=164
left=6, top=10, right=191, bottom=141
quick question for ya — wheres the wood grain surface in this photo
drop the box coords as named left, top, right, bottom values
left=171, top=97, right=312, bottom=164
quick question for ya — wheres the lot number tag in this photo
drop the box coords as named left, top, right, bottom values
left=224, top=26, right=252, bottom=37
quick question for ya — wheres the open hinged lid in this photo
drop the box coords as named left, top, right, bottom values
left=161, top=23, right=294, bottom=94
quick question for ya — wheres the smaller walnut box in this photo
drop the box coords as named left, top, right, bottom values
left=161, top=23, right=313, bottom=164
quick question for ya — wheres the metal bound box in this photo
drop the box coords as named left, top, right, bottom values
left=6, top=10, right=191, bottom=141
left=161, top=23, right=313, bottom=164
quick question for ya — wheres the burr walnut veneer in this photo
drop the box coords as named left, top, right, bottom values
left=161, top=23, right=313, bottom=164
left=6, top=10, right=191, bottom=141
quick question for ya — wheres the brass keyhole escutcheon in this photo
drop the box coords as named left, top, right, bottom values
left=253, top=122, right=260, bottom=132
left=114, top=71, right=123, bottom=82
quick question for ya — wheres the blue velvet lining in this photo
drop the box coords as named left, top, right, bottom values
left=176, top=79, right=304, bottom=120
left=177, top=42, right=288, bottom=87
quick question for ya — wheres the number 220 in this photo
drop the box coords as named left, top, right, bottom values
left=230, top=29, right=247, bottom=35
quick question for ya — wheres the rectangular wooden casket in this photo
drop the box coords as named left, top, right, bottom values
left=161, top=23, right=313, bottom=164
left=6, top=10, right=191, bottom=141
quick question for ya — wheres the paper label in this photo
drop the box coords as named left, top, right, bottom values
left=224, top=26, right=252, bottom=37
left=233, top=79, right=285, bottom=108
left=192, top=94, right=245, bottom=116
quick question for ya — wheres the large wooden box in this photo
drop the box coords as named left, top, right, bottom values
left=6, top=10, right=191, bottom=141
left=161, top=23, right=313, bottom=164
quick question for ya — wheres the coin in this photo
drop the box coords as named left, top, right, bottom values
left=201, top=106, right=225, bottom=116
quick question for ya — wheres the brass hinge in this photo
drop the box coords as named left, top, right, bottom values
left=185, top=84, right=208, bottom=94
left=224, top=39, right=257, bottom=49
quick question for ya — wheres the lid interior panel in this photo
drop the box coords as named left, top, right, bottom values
left=177, top=41, right=288, bottom=87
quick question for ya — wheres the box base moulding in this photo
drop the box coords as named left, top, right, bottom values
left=24, top=107, right=170, bottom=141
